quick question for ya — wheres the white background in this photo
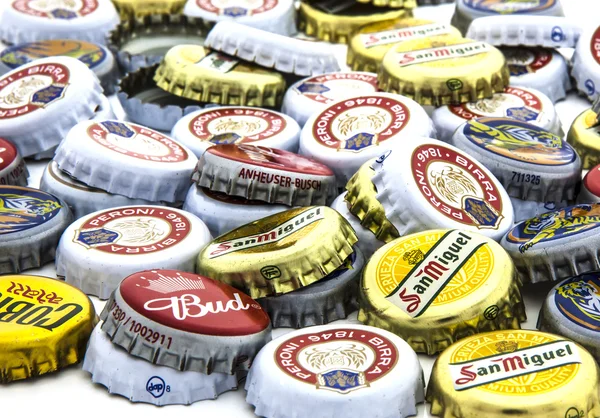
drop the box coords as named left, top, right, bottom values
left=1, top=1, right=596, bottom=417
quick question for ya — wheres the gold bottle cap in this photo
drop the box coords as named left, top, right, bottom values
left=355, top=0, right=417, bottom=8
left=427, top=330, right=600, bottom=418
left=0, top=275, right=96, bottom=383
left=567, top=108, right=600, bottom=169
left=154, top=44, right=286, bottom=107
left=111, top=0, right=186, bottom=18
left=348, top=18, right=462, bottom=72
left=196, top=206, right=358, bottom=299
left=345, top=159, right=399, bottom=243
left=379, top=35, right=509, bottom=106
left=359, top=229, right=526, bottom=355
left=298, top=1, right=411, bottom=44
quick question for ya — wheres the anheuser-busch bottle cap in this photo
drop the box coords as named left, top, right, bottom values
left=100, top=269, right=272, bottom=375
left=245, top=324, right=425, bottom=418
left=193, top=144, right=337, bottom=206
left=0, top=138, right=28, bottom=187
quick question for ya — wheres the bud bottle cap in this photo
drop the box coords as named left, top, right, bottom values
left=510, top=196, right=569, bottom=224
left=0, top=138, right=28, bottom=187
left=567, top=108, right=600, bottom=170
left=100, top=269, right=272, bottom=374
left=55, top=205, right=212, bottom=299
left=112, top=0, right=186, bottom=18
left=572, top=25, right=600, bottom=102
left=578, top=164, right=600, bottom=204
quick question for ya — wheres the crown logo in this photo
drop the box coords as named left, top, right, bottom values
left=136, top=271, right=206, bottom=294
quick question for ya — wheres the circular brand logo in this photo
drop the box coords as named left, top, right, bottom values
left=12, top=0, right=99, bottom=19
left=312, top=96, right=411, bottom=151
left=0, top=62, right=70, bottom=120
left=73, top=207, right=192, bottom=254
left=590, top=26, right=600, bottom=66
left=294, top=73, right=378, bottom=105
left=463, top=0, right=555, bottom=13
left=146, top=376, right=168, bottom=398
left=275, top=328, right=398, bottom=392
left=503, top=47, right=552, bottom=76
left=0, top=186, right=62, bottom=235
left=463, top=117, right=575, bottom=166
left=188, top=108, right=287, bottom=145
left=87, top=121, right=189, bottom=162
left=195, top=0, right=278, bottom=15
left=411, top=144, right=504, bottom=228
left=0, top=138, right=18, bottom=171
left=554, top=273, right=600, bottom=331
left=0, top=40, right=106, bottom=71
left=450, top=87, right=542, bottom=122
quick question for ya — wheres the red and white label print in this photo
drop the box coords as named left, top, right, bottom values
left=449, top=87, right=543, bottom=121
left=591, top=26, right=600, bottom=66
left=12, top=0, right=98, bottom=18
left=294, top=73, right=378, bottom=105
left=195, top=0, right=278, bottom=14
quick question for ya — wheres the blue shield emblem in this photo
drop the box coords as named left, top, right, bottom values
left=31, top=85, right=65, bottom=106
left=342, top=133, right=376, bottom=151
left=223, top=7, right=248, bottom=17
left=506, top=106, right=538, bottom=122
left=296, top=82, right=330, bottom=95
left=101, top=121, right=135, bottom=138
left=464, top=197, right=502, bottom=228
left=75, top=228, right=120, bottom=248
left=51, top=9, right=77, bottom=19
left=317, top=370, right=366, bottom=393
left=209, top=133, right=241, bottom=145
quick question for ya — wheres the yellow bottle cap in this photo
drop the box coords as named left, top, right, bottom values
left=359, top=229, right=525, bottom=355
left=347, top=18, right=462, bottom=72
left=111, top=0, right=186, bottom=18
left=196, top=206, right=358, bottom=299
left=298, top=2, right=411, bottom=44
left=427, top=330, right=600, bottom=418
left=154, top=44, right=286, bottom=107
left=0, top=275, right=96, bottom=383
left=567, top=108, right=600, bottom=169
left=355, top=0, right=417, bottom=8
left=379, top=35, right=509, bottom=106
left=345, top=159, right=399, bottom=243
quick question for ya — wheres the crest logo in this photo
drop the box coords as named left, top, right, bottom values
left=463, top=0, right=554, bottom=13
left=555, top=273, right=600, bottom=331
left=297, top=82, right=330, bottom=95
left=0, top=188, right=62, bottom=235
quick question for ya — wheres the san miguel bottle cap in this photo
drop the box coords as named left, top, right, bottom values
left=0, top=138, right=28, bottom=187
left=511, top=197, right=568, bottom=224
left=567, top=107, right=600, bottom=169
left=299, top=93, right=436, bottom=186
left=246, top=324, right=425, bottom=418
left=258, top=247, right=364, bottom=328
left=171, top=107, right=301, bottom=159
left=427, top=330, right=600, bottom=418
left=371, top=137, right=514, bottom=241
left=183, top=0, right=296, bottom=36
left=379, top=34, right=509, bottom=106
left=154, top=45, right=286, bottom=108
left=0, top=186, right=72, bottom=274
left=360, top=229, right=525, bottom=355
left=578, top=164, right=600, bottom=204
left=183, top=186, right=290, bottom=237
left=193, top=144, right=336, bottom=206
left=83, top=323, right=242, bottom=405
left=197, top=206, right=358, bottom=299
left=282, top=72, right=379, bottom=127
left=111, top=0, right=186, bottom=17
left=0, top=274, right=96, bottom=383
left=53, top=120, right=197, bottom=203
left=433, top=86, right=562, bottom=143
left=501, top=47, right=572, bottom=103
left=55, top=205, right=212, bottom=299
left=100, top=269, right=271, bottom=374
left=347, top=18, right=462, bottom=73
left=450, top=117, right=581, bottom=202
left=501, top=203, right=600, bottom=284
left=572, top=25, right=600, bottom=102
left=0, top=56, right=103, bottom=158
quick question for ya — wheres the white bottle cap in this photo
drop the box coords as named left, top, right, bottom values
left=0, top=137, right=28, bottom=187
left=510, top=196, right=569, bottom=224
left=572, top=25, right=600, bottom=102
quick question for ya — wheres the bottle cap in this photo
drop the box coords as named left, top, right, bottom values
left=196, top=206, right=358, bottom=299
left=245, top=324, right=425, bottom=418
left=184, top=0, right=295, bottom=36
left=501, top=203, right=600, bottom=284
left=567, top=108, right=600, bottom=169
left=347, top=18, right=462, bottom=73
left=354, top=0, right=417, bottom=8
left=511, top=196, right=569, bottom=224
left=55, top=205, right=212, bottom=299
left=450, top=117, right=581, bottom=202
left=344, top=159, right=399, bottom=243
left=0, top=186, right=73, bottom=274
left=578, top=164, right=600, bottom=204
left=298, top=1, right=410, bottom=44
left=359, top=229, right=525, bottom=355
left=0, top=138, right=28, bottom=187
left=416, top=0, right=455, bottom=4
left=154, top=45, right=286, bottom=108
left=572, top=25, right=600, bottom=102
left=432, top=86, right=562, bottom=143
left=183, top=185, right=290, bottom=237
left=100, top=269, right=272, bottom=374
left=379, top=35, right=509, bottom=106
left=258, top=248, right=364, bottom=328
left=299, top=93, right=436, bottom=186
left=538, top=272, right=600, bottom=364
left=0, top=56, right=103, bottom=158
left=0, top=274, right=96, bottom=383
left=501, top=47, right=572, bottom=103
left=53, top=120, right=198, bottom=203
left=171, top=107, right=301, bottom=159
left=40, top=161, right=156, bottom=220
left=427, top=330, right=600, bottom=418
left=281, top=72, right=379, bottom=127
left=0, top=0, right=119, bottom=45
left=192, top=144, right=336, bottom=206
left=112, top=0, right=186, bottom=17
left=108, top=14, right=211, bottom=73
left=83, top=323, right=241, bottom=405
left=0, top=39, right=119, bottom=94
left=371, top=137, right=514, bottom=241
